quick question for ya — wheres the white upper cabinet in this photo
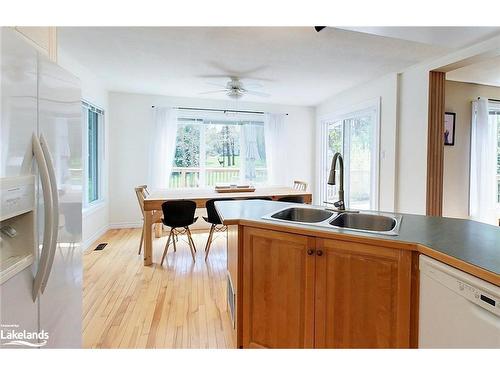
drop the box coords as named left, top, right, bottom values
left=14, top=27, right=57, bottom=62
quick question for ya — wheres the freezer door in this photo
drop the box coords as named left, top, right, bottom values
left=0, top=28, right=39, bottom=346
left=37, top=56, right=82, bottom=348
left=0, top=28, right=38, bottom=178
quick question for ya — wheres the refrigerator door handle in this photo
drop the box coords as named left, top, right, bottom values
left=32, top=134, right=54, bottom=302
left=39, top=134, right=59, bottom=293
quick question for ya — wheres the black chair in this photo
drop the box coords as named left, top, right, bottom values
left=245, top=197, right=273, bottom=201
left=160, top=200, right=198, bottom=264
left=203, top=198, right=234, bottom=261
left=278, top=195, right=305, bottom=203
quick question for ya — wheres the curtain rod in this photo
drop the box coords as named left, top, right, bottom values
left=151, top=105, right=288, bottom=116
left=477, top=97, right=500, bottom=103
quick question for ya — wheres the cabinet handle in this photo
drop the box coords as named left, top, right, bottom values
left=307, top=249, right=314, bottom=256
left=316, top=250, right=323, bottom=256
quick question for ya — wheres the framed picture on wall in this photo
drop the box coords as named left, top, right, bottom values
left=444, top=112, right=456, bottom=146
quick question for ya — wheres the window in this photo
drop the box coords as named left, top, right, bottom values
left=318, top=100, right=380, bottom=210
left=470, top=99, right=499, bottom=224
left=490, top=102, right=500, bottom=204
left=82, top=101, right=104, bottom=206
left=169, top=112, right=267, bottom=188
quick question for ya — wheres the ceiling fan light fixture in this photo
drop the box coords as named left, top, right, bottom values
left=200, top=76, right=268, bottom=99
left=227, top=89, right=243, bottom=99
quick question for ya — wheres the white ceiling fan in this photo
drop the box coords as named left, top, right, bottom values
left=199, top=76, right=270, bottom=99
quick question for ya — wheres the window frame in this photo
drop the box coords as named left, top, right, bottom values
left=82, top=100, right=105, bottom=209
left=316, top=98, right=381, bottom=210
left=488, top=100, right=500, bottom=206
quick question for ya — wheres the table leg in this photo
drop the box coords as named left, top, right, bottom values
left=144, top=210, right=153, bottom=266
left=154, top=223, right=162, bottom=238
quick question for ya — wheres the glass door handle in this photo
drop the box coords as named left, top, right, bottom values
left=32, top=134, right=54, bottom=302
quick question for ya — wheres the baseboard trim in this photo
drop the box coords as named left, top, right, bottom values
left=82, top=224, right=110, bottom=252
left=108, top=221, right=143, bottom=229
left=107, top=221, right=212, bottom=230
left=81, top=221, right=214, bottom=251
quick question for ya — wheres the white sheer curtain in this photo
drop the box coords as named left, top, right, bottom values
left=149, top=107, right=178, bottom=189
left=469, top=98, right=497, bottom=224
left=243, top=124, right=259, bottom=182
left=264, top=113, right=286, bottom=185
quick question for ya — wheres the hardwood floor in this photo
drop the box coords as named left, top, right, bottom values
left=83, top=228, right=234, bottom=348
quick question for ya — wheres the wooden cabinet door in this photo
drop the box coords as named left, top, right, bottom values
left=314, top=238, right=412, bottom=348
left=242, top=227, right=316, bottom=348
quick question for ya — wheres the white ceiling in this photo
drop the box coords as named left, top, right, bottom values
left=447, top=55, right=500, bottom=87
left=58, top=27, right=500, bottom=106
left=337, top=27, right=500, bottom=50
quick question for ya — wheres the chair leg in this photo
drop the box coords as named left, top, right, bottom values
left=204, top=224, right=215, bottom=261
left=160, top=229, right=173, bottom=265
left=187, top=227, right=197, bottom=253
left=138, top=224, right=144, bottom=255
left=204, top=224, right=214, bottom=253
left=172, top=229, right=177, bottom=253
left=185, top=227, right=196, bottom=262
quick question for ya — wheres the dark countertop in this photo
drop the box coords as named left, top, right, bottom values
left=215, top=200, right=500, bottom=278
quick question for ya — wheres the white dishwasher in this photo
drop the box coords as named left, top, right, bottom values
left=419, top=255, right=500, bottom=348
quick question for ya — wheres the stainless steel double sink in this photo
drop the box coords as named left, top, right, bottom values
left=262, top=206, right=402, bottom=236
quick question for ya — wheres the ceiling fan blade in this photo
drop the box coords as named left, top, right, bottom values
left=206, top=61, right=268, bottom=78
left=244, top=90, right=271, bottom=98
left=199, top=74, right=273, bottom=83
left=240, top=76, right=274, bottom=82
left=198, top=74, right=231, bottom=79
left=205, top=82, right=228, bottom=88
left=198, top=90, right=228, bottom=95
left=241, top=81, right=263, bottom=89
left=234, top=66, right=269, bottom=77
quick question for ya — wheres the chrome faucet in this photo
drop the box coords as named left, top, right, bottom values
left=327, top=152, right=346, bottom=211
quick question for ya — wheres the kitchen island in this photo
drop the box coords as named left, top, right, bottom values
left=215, top=200, right=500, bottom=349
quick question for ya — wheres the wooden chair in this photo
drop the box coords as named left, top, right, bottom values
left=135, top=185, right=162, bottom=255
left=293, top=180, right=308, bottom=191
left=138, top=184, right=150, bottom=196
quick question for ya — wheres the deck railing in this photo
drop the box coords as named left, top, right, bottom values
left=169, top=167, right=267, bottom=188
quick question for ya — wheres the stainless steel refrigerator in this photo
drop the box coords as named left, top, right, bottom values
left=0, top=27, right=82, bottom=348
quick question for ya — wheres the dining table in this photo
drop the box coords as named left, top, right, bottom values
left=141, top=186, right=312, bottom=265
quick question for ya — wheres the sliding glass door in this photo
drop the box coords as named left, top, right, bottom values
left=319, top=101, right=380, bottom=210
left=490, top=104, right=500, bottom=205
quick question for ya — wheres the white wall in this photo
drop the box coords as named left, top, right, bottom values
left=58, top=50, right=110, bottom=250
left=443, top=80, right=500, bottom=219
left=316, top=73, right=398, bottom=212
left=395, top=66, right=430, bottom=214
left=108, top=92, right=315, bottom=228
